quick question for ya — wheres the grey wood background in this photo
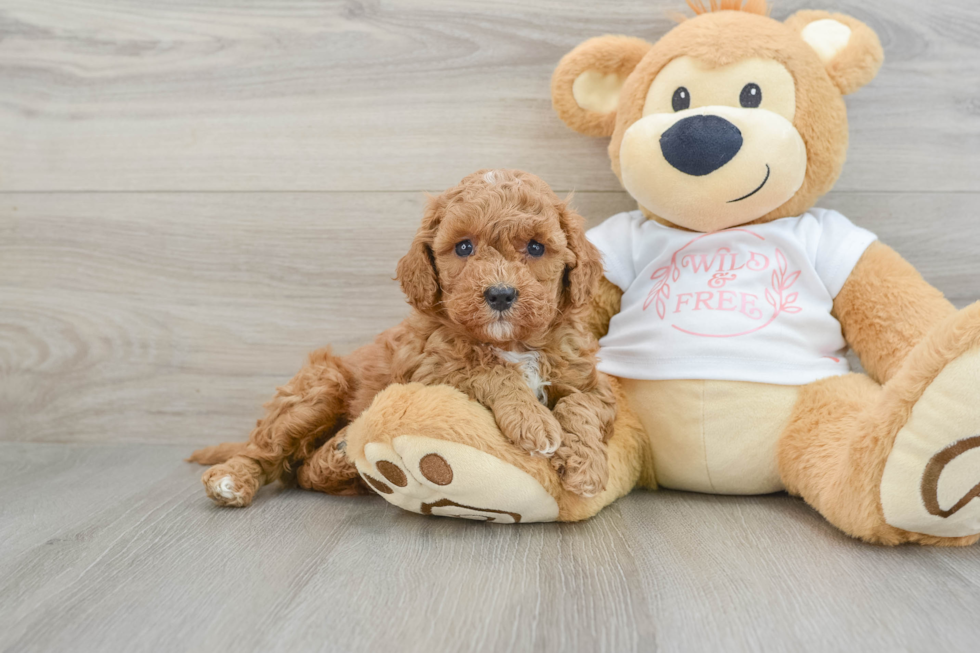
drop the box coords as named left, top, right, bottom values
left=1, top=1, right=979, bottom=651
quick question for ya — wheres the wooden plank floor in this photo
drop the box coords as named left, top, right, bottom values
left=2, top=0, right=980, bottom=651
left=3, top=442, right=980, bottom=653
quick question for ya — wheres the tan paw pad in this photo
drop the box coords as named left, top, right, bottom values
left=353, top=436, right=559, bottom=524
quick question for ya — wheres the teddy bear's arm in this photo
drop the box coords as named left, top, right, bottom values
left=832, top=241, right=956, bottom=384
left=587, top=277, right=624, bottom=341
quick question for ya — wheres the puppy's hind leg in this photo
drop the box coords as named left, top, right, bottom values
left=296, top=428, right=372, bottom=496
left=201, top=347, right=355, bottom=507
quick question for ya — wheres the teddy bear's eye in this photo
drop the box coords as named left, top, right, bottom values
left=740, top=83, right=762, bottom=108
left=671, top=87, right=691, bottom=112
left=455, top=240, right=474, bottom=257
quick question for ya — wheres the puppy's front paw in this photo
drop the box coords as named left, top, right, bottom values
left=498, top=404, right=563, bottom=457
left=552, top=438, right=608, bottom=498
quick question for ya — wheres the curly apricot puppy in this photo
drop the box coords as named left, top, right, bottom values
left=189, top=169, right=616, bottom=505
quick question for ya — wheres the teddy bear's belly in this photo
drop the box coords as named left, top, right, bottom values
left=620, top=378, right=800, bottom=495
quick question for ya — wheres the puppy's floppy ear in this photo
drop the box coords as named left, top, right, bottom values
left=785, top=11, right=883, bottom=95
left=396, top=193, right=444, bottom=312
left=558, top=198, right=604, bottom=311
left=552, top=35, right=652, bottom=138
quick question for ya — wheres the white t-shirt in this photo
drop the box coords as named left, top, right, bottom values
left=587, top=209, right=878, bottom=385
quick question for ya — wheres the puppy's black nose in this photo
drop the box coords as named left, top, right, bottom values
left=660, top=115, right=743, bottom=176
left=484, top=285, right=518, bottom=312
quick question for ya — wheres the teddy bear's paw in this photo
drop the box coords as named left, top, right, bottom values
left=881, top=347, right=980, bottom=538
left=353, top=436, right=559, bottom=523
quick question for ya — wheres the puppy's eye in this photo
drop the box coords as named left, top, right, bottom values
left=672, top=87, right=690, bottom=112
left=527, top=240, right=545, bottom=258
left=740, top=83, right=762, bottom=108
left=454, top=239, right=474, bottom=257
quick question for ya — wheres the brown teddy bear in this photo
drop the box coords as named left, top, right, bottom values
left=227, top=1, right=980, bottom=544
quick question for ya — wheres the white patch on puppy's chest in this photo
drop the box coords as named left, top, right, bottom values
left=495, top=348, right=549, bottom=405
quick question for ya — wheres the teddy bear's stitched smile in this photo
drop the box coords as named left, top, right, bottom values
left=728, top=164, right=771, bottom=203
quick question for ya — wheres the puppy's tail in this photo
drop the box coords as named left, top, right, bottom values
left=186, top=442, right=248, bottom=465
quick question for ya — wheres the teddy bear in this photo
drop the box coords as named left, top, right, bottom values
left=298, top=1, right=980, bottom=545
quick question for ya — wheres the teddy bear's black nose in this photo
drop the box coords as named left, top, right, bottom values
left=484, top=285, right=518, bottom=312
left=660, top=115, right=743, bottom=176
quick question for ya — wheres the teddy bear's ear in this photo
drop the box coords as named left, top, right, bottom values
left=785, top=10, right=884, bottom=95
left=551, top=35, right=652, bottom=137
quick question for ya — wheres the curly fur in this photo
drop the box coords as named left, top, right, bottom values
left=189, top=169, right=616, bottom=505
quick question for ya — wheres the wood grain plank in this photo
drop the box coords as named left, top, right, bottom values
left=1, top=0, right=979, bottom=192
left=1, top=442, right=978, bottom=653
left=616, top=493, right=980, bottom=652
left=2, top=190, right=978, bottom=445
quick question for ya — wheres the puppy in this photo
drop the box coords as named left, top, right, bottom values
left=189, top=169, right=616, bottom=505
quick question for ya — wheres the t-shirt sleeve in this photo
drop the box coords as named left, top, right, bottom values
left=586, top=212, right=639, bottom=291
left=812, top=209, right=878, bottom=298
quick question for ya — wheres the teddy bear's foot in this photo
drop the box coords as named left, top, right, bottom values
left=354, top=435, right=559, bottom=523
left=343, top=382, right=649, bottom=524
left=343, top=383, right=571, bottom=523
left=880, top=346, right=980, bottom=538
left=873, top=304, right=980, bottom=540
